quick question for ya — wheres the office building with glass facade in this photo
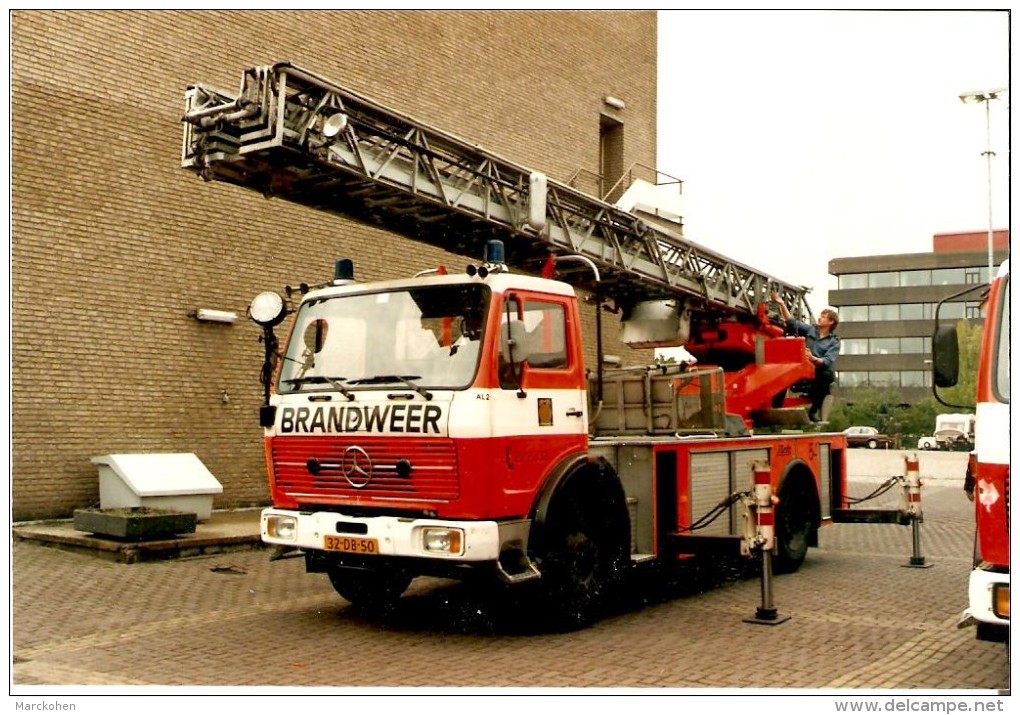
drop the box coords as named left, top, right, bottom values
left=827, top=230, right=1009, bottom=404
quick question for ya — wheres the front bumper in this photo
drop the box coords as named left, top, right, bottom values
left=963, top=566, right=1010, bottom=627
left=260, top=508, right=525, bottom=563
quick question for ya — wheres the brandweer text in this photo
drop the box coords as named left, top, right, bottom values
left=279, top=404, right=443, bottom=434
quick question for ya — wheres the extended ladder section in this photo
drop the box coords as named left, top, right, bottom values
left=181, top=63, right=812, bottom=323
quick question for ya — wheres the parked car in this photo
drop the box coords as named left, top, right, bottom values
left=843, top=426, right=895, bottom=449
left=917, top=429, right=973, bottom=452
left=933, top=428, right=974, bottom=451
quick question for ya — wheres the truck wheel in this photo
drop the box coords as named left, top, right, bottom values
left=326, top=563, right=411, bottom=615
left=775, top=480, right=815, bottom=574
left=975, top=622, right=1009, bottom=643
left=539, top=495, right=612, bottom=631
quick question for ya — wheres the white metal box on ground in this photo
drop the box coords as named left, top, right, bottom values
left=91, top=453, right=223, bottom=521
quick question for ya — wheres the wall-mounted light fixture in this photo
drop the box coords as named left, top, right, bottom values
left=193, top=308, right=238, bottom=325
left=603, top=95, right=626, bottom=110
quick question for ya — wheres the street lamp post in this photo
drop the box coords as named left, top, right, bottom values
left=958, top=87, right=1007, bottom=277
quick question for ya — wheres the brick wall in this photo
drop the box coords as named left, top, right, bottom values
left=11, top=9, right=658, bottom=519
left=932, top=230, right=1009, bottom=254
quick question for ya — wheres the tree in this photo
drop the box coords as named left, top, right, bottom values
left=894, top=398, right=941, bottom=439
left=828, top=388, right=908, bottom=433
left=827, top=389, right=942, bottom=445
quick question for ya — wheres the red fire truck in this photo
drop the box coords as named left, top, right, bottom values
left=182, top=63, right=849, bottom=626
left=934, top=259, right=1010, bottom=642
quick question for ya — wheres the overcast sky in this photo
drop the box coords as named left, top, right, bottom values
left=655, top=9, right=1010, bottom=316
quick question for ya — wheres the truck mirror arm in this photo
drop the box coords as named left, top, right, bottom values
left=258, top=327, right=279, bottom=406
left=502, top=299, right=528, bottom=399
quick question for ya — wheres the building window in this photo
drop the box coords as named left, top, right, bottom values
left=839, top=273, right=868, bottom=289
left=900, top=371, right=929, bottom=387
left=840, top=306, right=869, bottom=322
left=838, top=371, right=869, bottom=387
left=838, top=371, right=933, bottom=388
left=870, top=337, right=900, bottom=354
left=941, top=302, right=965, bottom=320
left=599, top=115, right=624, bottom=202
left=931, top=268, right=966, bottom=285
left=870, top=304, right=899, bottom=321
left=900, top=303, right=924, bottom=320
left=900, top=336, right=928, bottom=354
left=965, top=268, right=982, bottom=284
left=869, top=271, right=900, bottom=288
left=965, top=302, right=984, bottom=319
left=870, top=371, right=899, bottom=387
left=842, top=338, right=868, bottom=355
left=901, top=270, right=931, bottom=287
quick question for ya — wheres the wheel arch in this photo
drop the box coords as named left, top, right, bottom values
left=527, top=454, right=631, bottom=564
left=776, top=459, right=822, bottom=531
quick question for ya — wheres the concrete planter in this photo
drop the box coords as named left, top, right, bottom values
left=73, top=507, right=197, bottom=541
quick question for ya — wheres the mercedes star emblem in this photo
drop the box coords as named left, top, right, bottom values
left=341, top=445, right=373, bottom=488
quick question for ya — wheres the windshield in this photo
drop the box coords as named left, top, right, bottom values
left=278, top=284, right=490, bottom=394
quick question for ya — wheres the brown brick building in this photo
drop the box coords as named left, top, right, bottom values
left=11, top=10, right=659, bottom=519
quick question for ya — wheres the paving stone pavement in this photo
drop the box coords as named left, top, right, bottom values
left=8, top=450, right=1010, bottom=696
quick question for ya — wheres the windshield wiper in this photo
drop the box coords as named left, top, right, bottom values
left=283, top=375, right=356, bottom=401
left=348, top=374, right=432, bottom=400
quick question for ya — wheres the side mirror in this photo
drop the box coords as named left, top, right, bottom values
left=932, top=325, right=959, bottom=388
left=500, top=320, right=530, bottom=364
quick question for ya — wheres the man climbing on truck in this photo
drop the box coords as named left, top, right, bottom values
left=770, top=292, right=840, bottom=423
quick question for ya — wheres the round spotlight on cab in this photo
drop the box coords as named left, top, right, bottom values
left=248, top=291, right=287, bottom=328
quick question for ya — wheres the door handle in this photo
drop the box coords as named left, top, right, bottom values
left=566, top=409, right=584, bottom=418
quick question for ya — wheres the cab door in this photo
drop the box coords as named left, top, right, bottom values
left=495, top=292, right=588, bottom=499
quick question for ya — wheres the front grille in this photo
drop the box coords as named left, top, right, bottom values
left=271, top=435, right=459, bottom=503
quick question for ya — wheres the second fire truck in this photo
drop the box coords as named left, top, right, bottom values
left=182, top=63, right=850, bottom=626
left=934, top=260, right=1010, bottom=643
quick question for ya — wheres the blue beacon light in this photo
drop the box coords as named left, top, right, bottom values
left=484, top=240, right=505, bottom=265
left=334, top=258, right=355, bottom=284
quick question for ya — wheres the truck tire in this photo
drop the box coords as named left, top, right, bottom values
left=326, top=563, right=412, bottom=615
left=529, top=457, right=630, bottom=631
left=774, top=475, right=818, bottom=574
left=539, top=492, right=611, bottom=630
left=975, top=622, right=1009, bottom=643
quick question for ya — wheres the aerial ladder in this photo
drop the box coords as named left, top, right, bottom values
left=182, top=62, right=818, bottom=426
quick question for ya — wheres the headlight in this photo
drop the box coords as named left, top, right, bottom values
left=993, top=583, right=1010, bottom=620
left=421, top=527, right=464, bottom=556
left=265, top=514, right=297, bottom=541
